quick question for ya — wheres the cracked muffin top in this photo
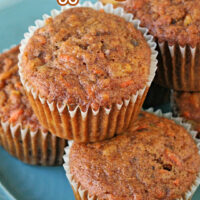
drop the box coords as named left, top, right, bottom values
left=0, top=46, right=43, bottom=131
left=20, top=7, right=151, bottom=108
left=124, top=0, right=200, bottom=47
left=69, top=111, right=200, bottom=200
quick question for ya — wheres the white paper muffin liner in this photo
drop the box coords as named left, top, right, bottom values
left=63, top=108, right=200, bottom=200
left=0, top=46, right=67, bottom=166
left=18, top=1, right=158, bottom=142
left=170, top=91, right=200, bottom=139
left=155, top=41, right=200, bottom=91
left=0, top=121, right=67, bottom=166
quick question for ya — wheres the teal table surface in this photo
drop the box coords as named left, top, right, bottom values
left=0, top=0, right=199, bottom=199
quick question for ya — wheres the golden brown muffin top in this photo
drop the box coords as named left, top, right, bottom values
left=69, top=111, right=200, bottom=200
left=124, top=0, right=200, bottom=47
left=0, top=46, right=42, bottom=131
left=173, top=91, right=200, bottom=136
left=21, top=7, right=151, bottom=108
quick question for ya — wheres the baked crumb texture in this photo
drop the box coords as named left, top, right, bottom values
left=124, top=0, right=200, bottom=91
left=0, top=46, right=67, bottom=165
left=19, top=6, right=155, bottom=142
left=69, top=112, right=200, bottom=200
left=21, top=7, right=151, bottom=107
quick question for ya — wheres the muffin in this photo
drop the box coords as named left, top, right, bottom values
left=63, top=110, right=200, bottom=200
left=143, top=82, right=171, bottom=109
left=172, top=91, right=200, bottom=139
left=124, top=0, right=200, bottom=91
left=0, top=46, right=67, bottom=165
left=18, top=2, right=157, bottom=142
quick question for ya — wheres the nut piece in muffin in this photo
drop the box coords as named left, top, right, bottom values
left=19, top=6, right=156, bottom=142
left=0, top=46, right=67, bottom=165
left=124, top=0, right=200, bottom=91
left=66, top=111, right=200, bottom=200
left=172, top=91, right=200, bottom=138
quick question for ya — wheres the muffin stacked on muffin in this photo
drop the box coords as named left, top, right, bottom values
left=18, top=4, right=157, bottom=142
left=0, top=45, right=67, bottom=165
left=50, top=3, right=200, bottom=200
left=0, top=1, right=157, bottom=165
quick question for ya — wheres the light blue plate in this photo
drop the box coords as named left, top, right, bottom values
left=0, top=0, right=199, bottom=199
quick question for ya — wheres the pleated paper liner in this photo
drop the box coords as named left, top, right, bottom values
left=18, top=1, right=158, bottom=143
left=0, top=120, right=67, bottom=166
left=106, top=0, right=200, bottom=91
left=63, top=108, right=200, bottom=200
left=171, top=91, right=200, bottom=140
left=155, top=41, right=200, bottom=91
left=0, top=45, right=67, bottom=166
